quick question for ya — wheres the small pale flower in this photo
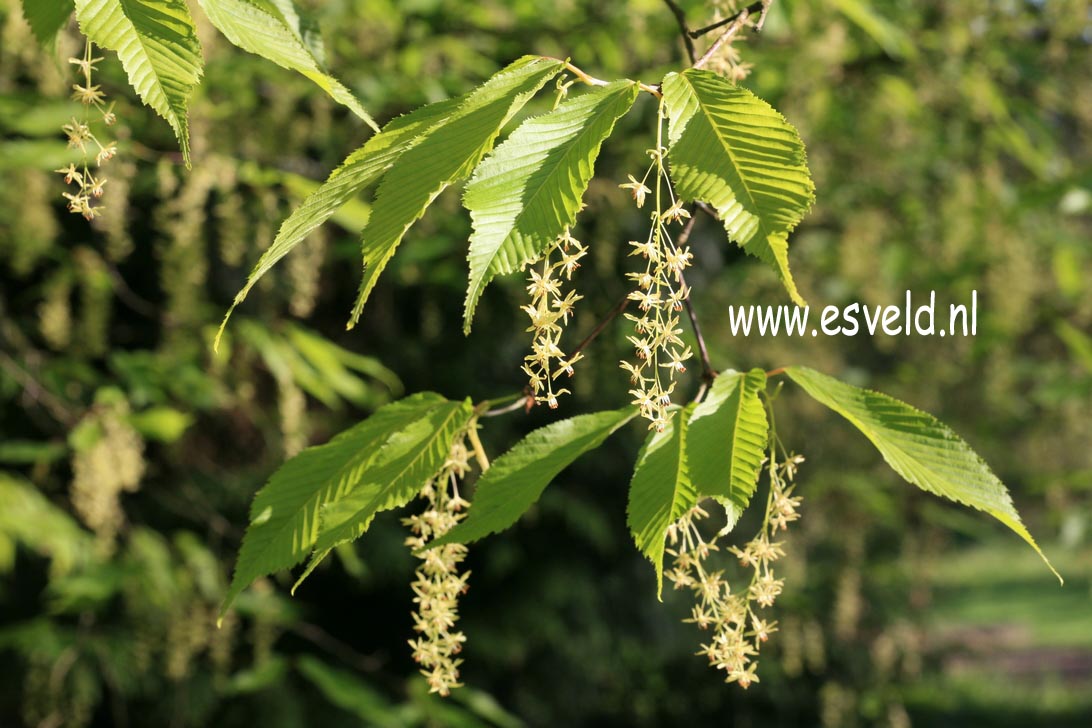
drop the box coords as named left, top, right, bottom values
left=619, top=174, right=651, bottom=207
left=55, top=164, right=83, bottom=186
left=96, top=141, right=118, bottom=165
left=72, top=83, right=107, bottom=106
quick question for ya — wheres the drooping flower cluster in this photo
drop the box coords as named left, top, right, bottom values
left=70, top=398, right=146, bottom=554
left=56, top=41, right=118, bottom=220
left=619, top=106, right=694, bottom=431
left=665, top=452, right=804, bottom=688
left=521, top=229, right=587, bottom=408
left=403, top=435, right=474, bottom=695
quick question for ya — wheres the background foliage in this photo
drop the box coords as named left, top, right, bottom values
left=1, top=0, right=1090, bottom=725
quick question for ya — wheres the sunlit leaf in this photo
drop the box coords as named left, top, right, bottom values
left=462, top=80, right=638, bottom=331
left=785, top=366, right=1060, bottom=582
left=432, top=407, right=636, bottom=547
left=662, top=69, right=813, bottom=305
left=74, top=0, right=203, bottom=164
left=196, top=0, right=378, bottom=130
left=627, top=404, right=695, bottom=596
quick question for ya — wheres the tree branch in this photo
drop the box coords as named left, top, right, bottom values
left=689, top=1, right=766, bottom=39
left=287, top=621, right=384, bottom=674
left=571, top=293, right=629, bottom=359
left=662, top=0, right=698, bottom=64
left=674, top=214, right=717, bottom=382
left=482, top=394, right=533, bottom=417
left=0, top=350, right=78, bottom=426
left=693, top=8, right=751, bottom=70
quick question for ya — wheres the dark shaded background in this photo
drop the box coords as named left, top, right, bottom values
left=1, top=0, right=1090, bottom=725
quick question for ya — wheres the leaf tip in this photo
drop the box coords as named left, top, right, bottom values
left=213, top=304, right=239, bottom=353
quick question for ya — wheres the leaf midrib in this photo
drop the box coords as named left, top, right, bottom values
left=679, top=72, right=768, bottom=240
left=247, top=423, right=405, bottom=564
left=668, top=420, right=690, bottom=521
left=726, top=375, right=751, bottom=505
left=322, top=403, right=466, bottom=543
left=473, top=82, right=634, bottom=285
left=116, top=0, right=188, bottom=125
left=244, top=401, right=446, bottom=569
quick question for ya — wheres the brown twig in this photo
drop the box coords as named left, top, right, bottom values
left=674, top=213, right=717, bottom=382
left=0, top=350, right=78, bottom=426
left=287, top=621, right=384, bottom=673
left=689, top=1, right=766, bottom=39
left=693, top=8, right=752, bottom=70
left=105, top=261, right=158, bottom=318
left=482, top=394, right=533, bottom=417
left=571, top=293, right=630, bottom=358
left=662, top=0, right=698, bottom=64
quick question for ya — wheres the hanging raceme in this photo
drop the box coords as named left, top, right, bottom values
left=31, top=0, right=379, bottom=174
left=73, top=0, right=204, bottom=165
left=403, top=433, right=474, bottom=696
left=56, top=39, right=119, bottom=220
left=520, top=229, right=587, bottom=408
left=666, top=449, right=805, bottom=689
left=619, top=98, right=696, bottom=432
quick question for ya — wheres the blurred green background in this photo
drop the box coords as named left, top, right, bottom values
left=1, top=0, right=1090, bottom=725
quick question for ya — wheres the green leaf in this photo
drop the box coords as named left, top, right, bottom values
left=828, top=0, right=917, bottom=60
left=227, top=656, right=291, bottom=695
left=297, top=398, right=474, bottom=588
left=0, top=473, right=92, bottom=576
left=285, top=324, right=402, bottom=404
left=347, top=56, right=564, bottom=328
left=220, top=392, right=454, bottom=617
left=462, top=80, right=638, bottom=332
left=214, top=96, right=461, bottom=347
left=74, top=0, right=203, bottom=165
left=784, top=366, right=1061, bottom=582
left=0, top=140, right=81, bottom=172
left=687, top=368, right=768, bottom=519
left=195, top=0, right=378, bottom=130
left=127, top=406, right=193, bottom=442
left=20, top=0, right=73, bottom=49
left=0, top=440, right=67, bottom=465
left=432, top=407, right=636, bottom=548
left=662, top=69, right=814, bottom=306
left=627, top=404, right=695, bottom=597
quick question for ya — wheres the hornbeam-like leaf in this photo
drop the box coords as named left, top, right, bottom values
left=196, top=0, right=378, bottom=131
left=75, top=0, right=203, bottom=164
left=687, top=368, right=768, bottom=522
left=215, top=96, right=460, bottom=348
left=662, top=69, right=814, bottom=306
left=462, top=80, right=639, bottom=332
left=296, top=398, right=474, bottom=588
left=627, top=404, right=695, bottom=597
left=346, top=56, right=564, bottom=328
left=20, top=0, right=73, bottom=49
left=431, top=408, right=636, bottom=547
left=220, top=393, right=454, bottom=617
left=785, top=366, right=1061, bottom=582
